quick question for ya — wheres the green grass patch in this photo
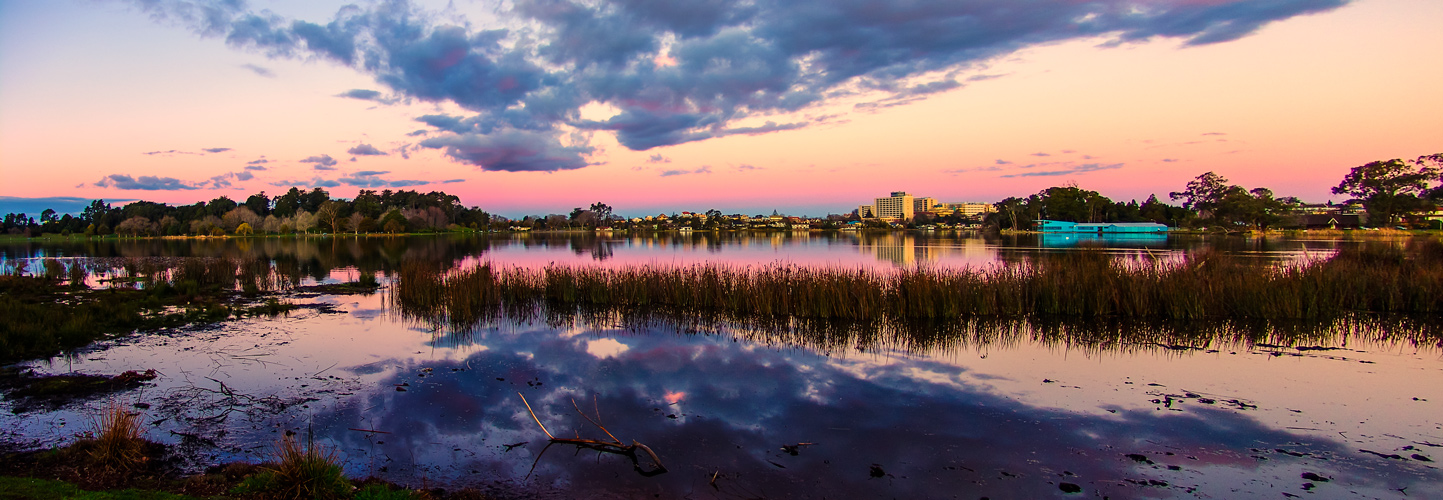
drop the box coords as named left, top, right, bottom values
left=0, top=476, right=203, bottom=500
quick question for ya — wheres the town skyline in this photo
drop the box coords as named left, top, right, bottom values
left=2, top=0, right=1441, bottom=217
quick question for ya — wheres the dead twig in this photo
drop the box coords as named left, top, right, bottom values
left=516, top=392, right=667, bottom=476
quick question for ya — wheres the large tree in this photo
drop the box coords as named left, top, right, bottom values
left=244, top=192, right=270, bottom=216
left=1333, top=156, right=1437, bottom=227
left=316, top=200, right=348, bottom=234
left=1036, top=185, right=1112, bottom=222
left=589, top=202, right=613, bottom=227
left=1169, top=172, right=1232, bottom=219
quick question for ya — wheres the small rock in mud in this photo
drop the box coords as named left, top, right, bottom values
left=1058, top=482, right=1082, bottom=493
left=780, top=443, right=815, bottom=456
left=1412, top=454, right=1433, bottom=462
left=1301, top=472, right=1329, bottom=482
left=869, top=464, right=886, bottom=478
left=1125, top=453, right=1153, bottom=464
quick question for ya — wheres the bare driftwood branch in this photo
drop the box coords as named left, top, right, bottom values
left=518, top=391, right=554, bottom=440
left=516, top=392, right=667, bottom=476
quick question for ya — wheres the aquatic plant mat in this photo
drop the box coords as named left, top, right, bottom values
left=0, top=255, right=375, bottom=363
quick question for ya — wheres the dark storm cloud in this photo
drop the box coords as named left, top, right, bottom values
left=418, top=129, right=594, bottom=172
left=94, top=174, right=197, bottom=190
left=347, top=144, right=387, bottom=156
left=127, top=0, right=1348, bottom=171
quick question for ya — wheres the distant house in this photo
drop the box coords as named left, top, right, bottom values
left=1303, top=214, right=1362, bottom=229
left=1036, top=220, right=1169, bottom=233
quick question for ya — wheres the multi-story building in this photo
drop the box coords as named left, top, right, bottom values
left=874, top=192, right=915, bottom=220
left=937, top=202, right=995, bottom=217
left=860, top=193, right=992, bottom=221
left=913, top=197, right=937, bottom=214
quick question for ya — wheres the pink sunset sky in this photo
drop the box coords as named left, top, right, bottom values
left=1, top=0, right=1440, bottom=218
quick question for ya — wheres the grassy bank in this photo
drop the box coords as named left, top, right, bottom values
left=0, top=414, right=476, bottom=500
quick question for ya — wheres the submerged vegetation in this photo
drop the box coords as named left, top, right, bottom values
left=0, top=257, right=299, bottom=363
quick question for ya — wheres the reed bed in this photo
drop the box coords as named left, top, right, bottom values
left=389, top=240, right=1443, bottom=354
left=392, top=241, right=1443, bottom=324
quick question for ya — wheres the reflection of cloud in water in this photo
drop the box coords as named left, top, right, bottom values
left=584, top=338, right=629, bottom=358
left=350, top=308, right=384, bottom=320
left=300, top=322, right=1441, bottom=499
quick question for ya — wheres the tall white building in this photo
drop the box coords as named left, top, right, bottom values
left=874, top=192, right=915, bottom=220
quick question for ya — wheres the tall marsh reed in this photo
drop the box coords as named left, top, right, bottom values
left=393, top=240, right=1443, bottom=325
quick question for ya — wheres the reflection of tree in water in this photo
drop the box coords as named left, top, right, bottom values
left=2, top=235, right=500, bottom=281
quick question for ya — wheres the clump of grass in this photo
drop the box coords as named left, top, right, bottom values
left=250, top=433, right=350, bottom=500
left=357, top=272, right=380, bottom=288
left=84, top=401, right=149, bottom=475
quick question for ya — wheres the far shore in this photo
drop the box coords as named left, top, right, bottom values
left=2, top=227, right=1438, bottom=243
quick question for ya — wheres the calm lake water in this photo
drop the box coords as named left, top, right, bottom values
left=2, top=233, right=1440, bottom=499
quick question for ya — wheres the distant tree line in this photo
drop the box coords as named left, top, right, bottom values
left=1, top=154, right=1439, bottom=237
left=985, top=153, right=1443, bottom=231
left=0, top=187, right=490, bottom=237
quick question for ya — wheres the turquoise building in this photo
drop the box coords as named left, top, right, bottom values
left=1035, top=220, right=1169, bottom=233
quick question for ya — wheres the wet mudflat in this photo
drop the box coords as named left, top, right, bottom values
left=1, top=234, right=1440, bottom=498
